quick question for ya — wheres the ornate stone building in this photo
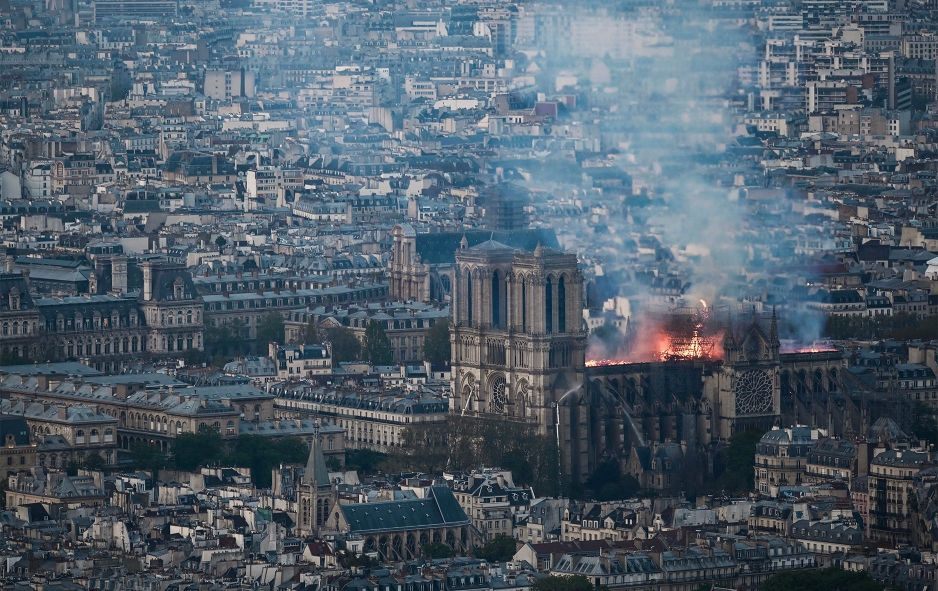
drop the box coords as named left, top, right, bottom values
left=0, top=415, right=36, bottom=481
left=0, top=399, right=118, bottom=468
left=139, top=260, right=204, bottom=354
left=0, top=259, right=203, bottom=370
left=0, top=271, right=42, bottom=361
left=389, top=224, right=559, bottom=303
left=0, top=372, right=273, bottom=455
left=37, top=294, right=147, bottom=372
left=450, top=240, right=590, bottom=479
left=327, top=485, right=473, bottom=561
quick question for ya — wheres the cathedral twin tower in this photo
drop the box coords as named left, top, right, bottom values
left=450, top=239, right=589, bottom=476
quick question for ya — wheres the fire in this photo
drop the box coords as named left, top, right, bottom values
left=780, top=340, right=838, bottom=354
left=585, top=301, right=723, bottom=367
left=586, top=327, right=724, bottom=367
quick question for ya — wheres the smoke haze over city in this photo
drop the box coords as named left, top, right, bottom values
left=0, top=0, right=936, bottom=587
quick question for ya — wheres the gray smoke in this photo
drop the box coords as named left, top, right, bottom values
left=511, top=2, right=828, bottom=356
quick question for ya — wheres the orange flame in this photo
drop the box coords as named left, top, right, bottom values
left=586, top=327, right=724, bottom=367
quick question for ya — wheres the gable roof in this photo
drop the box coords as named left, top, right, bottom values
left=339, top=486, right=468, bottom=533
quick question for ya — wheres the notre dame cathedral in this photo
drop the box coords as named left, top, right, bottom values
left=447, top=237, right=855, bottom=487
left=398, top=187, right=860, bottom=489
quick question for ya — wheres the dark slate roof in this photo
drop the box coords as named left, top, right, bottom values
left=303, top=435, right=330, bottom=488
left=0, top=273, right=34, bottom=311
left=145, top=266, right=198, bottom=302
left=340, top=486, right=468, bottom=533
left=0, top=415, right=30, bottom=445
left=414, top=229, right=559, bottom=265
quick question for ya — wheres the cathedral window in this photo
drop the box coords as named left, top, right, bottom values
left=558, top=277, right=566, bottom=333
left=521, top=280, right=527, bottom=332
left=545, top=277, right=553, bottom=334
left=467, top=273, right=473, bottom=325
left=491, top=271, right=500, bottom=328
left=490, top=376, right=507, bottom=414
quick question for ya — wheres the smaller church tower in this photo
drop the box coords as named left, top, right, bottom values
left=296, top=436, right=335, bottom=536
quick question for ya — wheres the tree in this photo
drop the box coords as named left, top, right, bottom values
left=423, top=542, right=455, bottom=559
left=531, top=575, right=598, bottom=591
left=448, top=416, right=559, bottom=496
left=338, top=552, right=380, bottom=569
left=215, top=235, right=227, bottom=248
left=345, top=449, right=388, bottom=474
left=204, top=318, right=251, bottom=362
left=325, top=326, right=362, bottom=363
left=395, top=423, right=449, bottom=472
left=304, top=319, right=320, bottom=344
left=475, top=535, right=518, bottom=562
left=423, top=320, right=451, bottom=365
left=173, top=427, right=225, bottom=471
left=226, top=435, right=308, bottom=488
left=710, top=429, right=763, bottom=494
left=83, top=452, right=106, bottom=471
left=584, top=459, right=641, bottom=500
left=911, top=401, right=938, bottom=448
left=129, top=442, right=167, bottom=473
left=256, top=312, right=285, bottom=346
left=364, top=320, right=393, bottom=365
left=761, top=568, right=882, bottom=591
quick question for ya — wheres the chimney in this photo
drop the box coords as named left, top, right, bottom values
left=141, top=260, right=154, bottom=301
left=111, top=256, right=128, bottom=295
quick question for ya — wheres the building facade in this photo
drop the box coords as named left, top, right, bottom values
left=450, top=241, right=589, bottom=479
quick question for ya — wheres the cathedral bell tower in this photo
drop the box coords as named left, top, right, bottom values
left=450, top=240, right=587, bottom=477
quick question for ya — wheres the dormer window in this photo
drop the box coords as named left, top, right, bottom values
left=173, top=277, right=185, bottom=300
left=9, top=287, right=20, bottom=311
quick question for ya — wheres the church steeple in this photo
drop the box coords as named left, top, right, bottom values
left=297, top=435, right=336, bottom=536
left=303, top=435, right=331, bottom=489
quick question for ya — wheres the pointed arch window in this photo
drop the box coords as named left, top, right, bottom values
left=558, top=276, right=566, bottom=333
left=491, top=270, right=500, bottom=328
left=545, top=277, right=553, bottom=334
left=466, top=272, right=473, bottom=325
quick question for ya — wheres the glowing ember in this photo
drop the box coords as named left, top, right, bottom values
left=780, top=340, right=838, bottom=354
left=586, top=358, right=630, bottom=367
left=586, top=301, right=724, bottom=366
left=586, top=328, right=724, bottom=366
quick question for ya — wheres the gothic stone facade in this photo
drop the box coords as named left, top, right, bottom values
left=450, top=240, right=590, bottom=480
